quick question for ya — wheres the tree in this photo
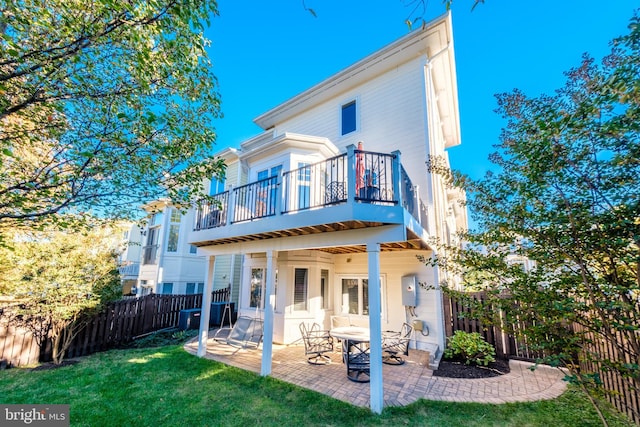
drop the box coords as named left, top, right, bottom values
left=0, top=0, right=225, bottom=234
left=431, top=12, right=640, bottom=424
left=0, top=220, right=123, bottom=364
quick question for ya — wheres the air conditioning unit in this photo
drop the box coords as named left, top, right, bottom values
left=178, top=308, right=201, bottom=330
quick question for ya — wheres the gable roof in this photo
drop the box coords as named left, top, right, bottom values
left=253, top=12, right=460, bottom=148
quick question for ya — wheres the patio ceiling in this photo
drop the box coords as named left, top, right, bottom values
left=193, top=220, right=432, bottom=254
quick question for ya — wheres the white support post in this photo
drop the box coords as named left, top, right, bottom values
left=346, top=144, right=356, bottom=203
left=261, top=250, right=277, bottom=376
left=197, top=255, right=216, bottom=357
left=367, top=242, right=383, bottom=414
left=391, top=150, right=402, bottom=205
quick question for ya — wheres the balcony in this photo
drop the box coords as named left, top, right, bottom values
left=118, top=262, right=140, bottom=277
left=192, top=146, right=429, bottom=252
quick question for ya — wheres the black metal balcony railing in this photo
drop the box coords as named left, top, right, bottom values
left=282, top=153, right=348, bottom=213
left=355, top=149, right=395, bottom=203
left=193, top=148, right=425, bottom=232
left=118, top=262, right=140, bottom=276
left=195, top=191, right=229, bottom=229
left=232, top=176, right=278, bottom=223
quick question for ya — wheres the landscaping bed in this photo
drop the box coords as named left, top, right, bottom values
left=433, top=358, right=511, bottom=379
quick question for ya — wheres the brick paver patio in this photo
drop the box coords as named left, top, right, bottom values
left=184, top=332, right=567, bottom=409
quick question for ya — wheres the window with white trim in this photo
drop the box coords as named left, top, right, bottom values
left=297, top=162, right=310, bottom=210
left=166, top=208, right=181, bottom=253
left=250, top=268, right=264, bottom=309
left=186, top=282, right=205, bottom=294
left=293, top=268, right=308, bottom=311
left=210, top=176, right=226, bottom=195
left=341, top=100, right=357, bottom=135
left=340, top=276, right=384, bottom=316
left=320, top=269, right=329, bottom=310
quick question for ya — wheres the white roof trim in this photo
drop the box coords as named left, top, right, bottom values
left=253, top=12, right=460, bottom=147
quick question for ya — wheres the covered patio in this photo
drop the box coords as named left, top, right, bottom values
left=184, top=332, right=568, bottom=409
left=186, top=333, right=433, bottom=408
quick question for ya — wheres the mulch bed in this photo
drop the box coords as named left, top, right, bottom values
left=31, top=359, right=80, bottom=372
left=433, top=358, right=511, bottom=379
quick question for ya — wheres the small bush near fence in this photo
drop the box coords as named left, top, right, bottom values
left=0, top=289, right=229, bottom=367
left=444, top=331, right=496, bottom=366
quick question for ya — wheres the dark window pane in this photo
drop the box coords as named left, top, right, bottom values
left=341, top=101, right=356, bottom=135
left=294, top=268, right=308, bottom=311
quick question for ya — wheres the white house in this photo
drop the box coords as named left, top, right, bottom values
left=190, top=12, right=466, bottom=412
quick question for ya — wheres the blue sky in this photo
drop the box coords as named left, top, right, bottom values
left=205, top=1, right=636, bottom=180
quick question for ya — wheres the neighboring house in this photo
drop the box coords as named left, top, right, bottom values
left=133, top=148, right=245, bottom=305
left=190, top=13, right=466, bottom=411
left=116, top=222, right=143, bottom=295
left=136, top=200, right=207, bottom=296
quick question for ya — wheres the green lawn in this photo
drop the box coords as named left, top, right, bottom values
left=0, top=343, right=634, bottom=427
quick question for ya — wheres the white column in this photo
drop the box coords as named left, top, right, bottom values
left=346, top=144, right=356, bottom=202
left=261, top=250, right=277, bottom=376
left=197, top=255, right=216, bottom=357
left=367, top=242, right=383, bottom=414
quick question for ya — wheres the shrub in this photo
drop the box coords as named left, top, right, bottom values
left=444, top=331, right=496, bottom=366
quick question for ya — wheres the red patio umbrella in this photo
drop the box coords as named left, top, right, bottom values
left=355, top=141, right=365, bottom=196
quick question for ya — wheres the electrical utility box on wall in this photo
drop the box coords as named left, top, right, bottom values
left=401, top=275, right=417, bottom=306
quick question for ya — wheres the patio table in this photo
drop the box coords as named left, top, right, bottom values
left=330, top=326, right=370, bottom=342
left=330, top=326, right=371, bottom=382
left=330, top=326, right=370, bottom=361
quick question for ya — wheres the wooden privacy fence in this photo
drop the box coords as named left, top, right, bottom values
left=0, top=314, right=43, bottom=368
left=1, top=288, right=230, bottom=367
left=444, top=292, right=639, bottom=425
left=574, top=321, right=640, bottom=424
left=442, top=291, right=544, bottom=361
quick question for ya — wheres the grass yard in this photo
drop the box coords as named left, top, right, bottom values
left=0, top=343, right=634, bottom=427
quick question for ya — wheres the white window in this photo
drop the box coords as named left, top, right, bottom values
left=293, top=268, right=308, bottom=311
left=210, top=176, right=226, bottom=195
left=250, top=268, right=264, bottom=309
left=257, top=165, right=282, bottom=181
left=166, top=208, right=181, bottom=253
left=340, top=276, right=385, bottom=316
left=148, top=212, right=162, bottom=226
left=143, top=227, right=159, bottom=265
left=186, top=282, right=205, bottom=294
left=256, top=166, right=282, bottom=216
left=297, top=162, right=310, bottom=210
left=320, top=269, right=329, bottom=310
left=342, top=278, right=367, bottom=315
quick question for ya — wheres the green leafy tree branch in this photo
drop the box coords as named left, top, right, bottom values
left=0, top=0, right=225, bottom=233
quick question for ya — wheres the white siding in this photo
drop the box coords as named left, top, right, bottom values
left=333, top=250, right=442, bottom=351
left=272, top=57, right=432, bottom=203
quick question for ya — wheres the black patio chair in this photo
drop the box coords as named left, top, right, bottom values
left=299, top=322, right=334, bottom=365
left=381, top=323, right=413, bottom=365
left=346, top=340, right=370, bottom=382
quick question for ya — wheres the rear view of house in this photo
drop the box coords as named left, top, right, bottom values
left=190, top=12, right=465, bottom=411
